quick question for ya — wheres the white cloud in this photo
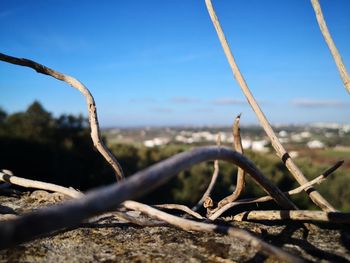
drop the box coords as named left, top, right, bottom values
left=151, top=107, right=173, bottom=113
left=129, top=98, right=157, bottom=104
left=211, top=98, right=246, bottom=105
left=170, top=97, right=200, bottom=104
left=291, top=98, right=350, bottom=107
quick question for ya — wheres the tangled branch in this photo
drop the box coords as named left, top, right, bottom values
left=209, top=160, right=344, bottom=220
left=204, top=0, right=336, bottom=212
left=123, top=201, right=303, bottom=263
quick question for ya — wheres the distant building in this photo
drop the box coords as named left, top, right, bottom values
left=144, top=137, right=169, bottom=148
left=300, top=131, right=311, bottom=138
left=175, top=135, right=193, bottom=144
left=289, top=151, right=299, bottom=158
left=291, top=133, right=302, bottom=142
left=241, top=139, right=269, bottom=152
left=241, top=139, right=252, bottom=149
left=279, top=130, right=288, bottom=137
left=307, top=140, right=325, bottom=149
left=251, top=140, right=269, bottom=152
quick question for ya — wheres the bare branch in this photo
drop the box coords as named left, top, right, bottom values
left=230, top=210, right=350, bottom=224
left=192, top=134, right=221, bottom=212
left=218, top=114, right=245, bottom=207
left=192, top=160, right=219, bottom=212
left=209, top=160, right=343, bottom=220
left=123, top=201, right=303, bottom=263
left=0, top=170, right=83, bottom=198
left=108, top=211, right=165, bottom=227
left=310, top=0, right=350, bottom=94
left=154, top=204, right=204, bottom=220
left=0, top=52, right=124, bottom=181
left=0, top=146, right=296, bottom=249
left=204, top=0, right=336, bottom=212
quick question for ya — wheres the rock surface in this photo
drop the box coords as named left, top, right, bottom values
left=1, top=190, right=350, bottom=262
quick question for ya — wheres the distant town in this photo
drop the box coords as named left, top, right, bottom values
left=103, top=123, right=350, bottom=158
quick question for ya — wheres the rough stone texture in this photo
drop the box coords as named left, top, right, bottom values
left=1, top=190, right=350, bottom=262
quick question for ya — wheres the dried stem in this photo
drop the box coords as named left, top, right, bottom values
left=192, top=160, right=219, bottom=211
left=218, top=114, right=245, bottom=207
left=154, top=204, right=204, bottom=219
left=192, top=134, right=220, bottom=211
left=0, top=170, right=83, bottom=198
left=0, top=52, right=124, bottom=181
left=204, top=0, right=336, bottom=212
left=209, top=160, right=343, bottom=220
left=0, top=146, right=296, bottom=248
left=310, top=0, right=350, bottom=94
left=109, top=211, right=165, bottom=227
left=230, top=210, right=350, bottom=224
left=123, top=201, right=303, bottom=263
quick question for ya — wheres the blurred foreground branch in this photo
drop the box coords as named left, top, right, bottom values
left=0, top=146, right=296, bottom=249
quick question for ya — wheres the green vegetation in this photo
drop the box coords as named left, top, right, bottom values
left=0, top=102, right=349, bottom=211
left=0, top=101, right=115, bottom=189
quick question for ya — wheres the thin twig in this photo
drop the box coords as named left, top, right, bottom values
left=218, top=114, right=245, bottom=207
left=0, top=171, right=83, bottom=198
left=0, top=146, right=296, bottom=249
left=108, top=211, right=165, bottom=227
left=192, top=160, right=219, bottom=211
left=192, top=134, right=221, bottom=212
left=229, top=210, right=350, bottom=224
left=123, top=201, right=303, bottom=263
left=209, top=160, right=343, bottom=220
left=0, top=52, right=124, bottom=181
left=204, top=0, right=336, bottom=212
left=154, top=204, right=204, bottom=220
left=310, top=0, right=350, bottom=94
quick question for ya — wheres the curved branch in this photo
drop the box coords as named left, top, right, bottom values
left=310, top=0, right=350, bottom=94
left=0, top=52, right=124, bottom=181
left=218, top=114, right=245, bottom=207
left=204, top=0, right=335, bottom=212
left=192, top=160, right=219, bottom=212
left=0, top=146, right=296, bottom=249
left=192, top=134, right=221, bottom=212
left=0, top=171, right=82, bottom=199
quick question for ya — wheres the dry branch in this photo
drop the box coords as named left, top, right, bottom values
left=123, top=201, right=303, bottom=263
left=192, top=134, right=221, bottom=212
left=108, top=211, right=165, bottom=227
left=209, top=160, right=343, bottom=220
left=0, top=170, right=83, bottom=198
left=230, top=210, right=350, bottom=224
left=310, top=0, right=350, bottom=94
left=204, top=0, right=335, bottom=212
left=154, top=204, right=204, bottom=219
left=0, top=52, right=124, bottom=181
left=192, top=160, right=219, bottom=211
left=218, top=114, right=245, bottom=207
left=0, top=146, right=296, bottom=249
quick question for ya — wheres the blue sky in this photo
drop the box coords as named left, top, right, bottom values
left=1, top=0, right=349, bottom=127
